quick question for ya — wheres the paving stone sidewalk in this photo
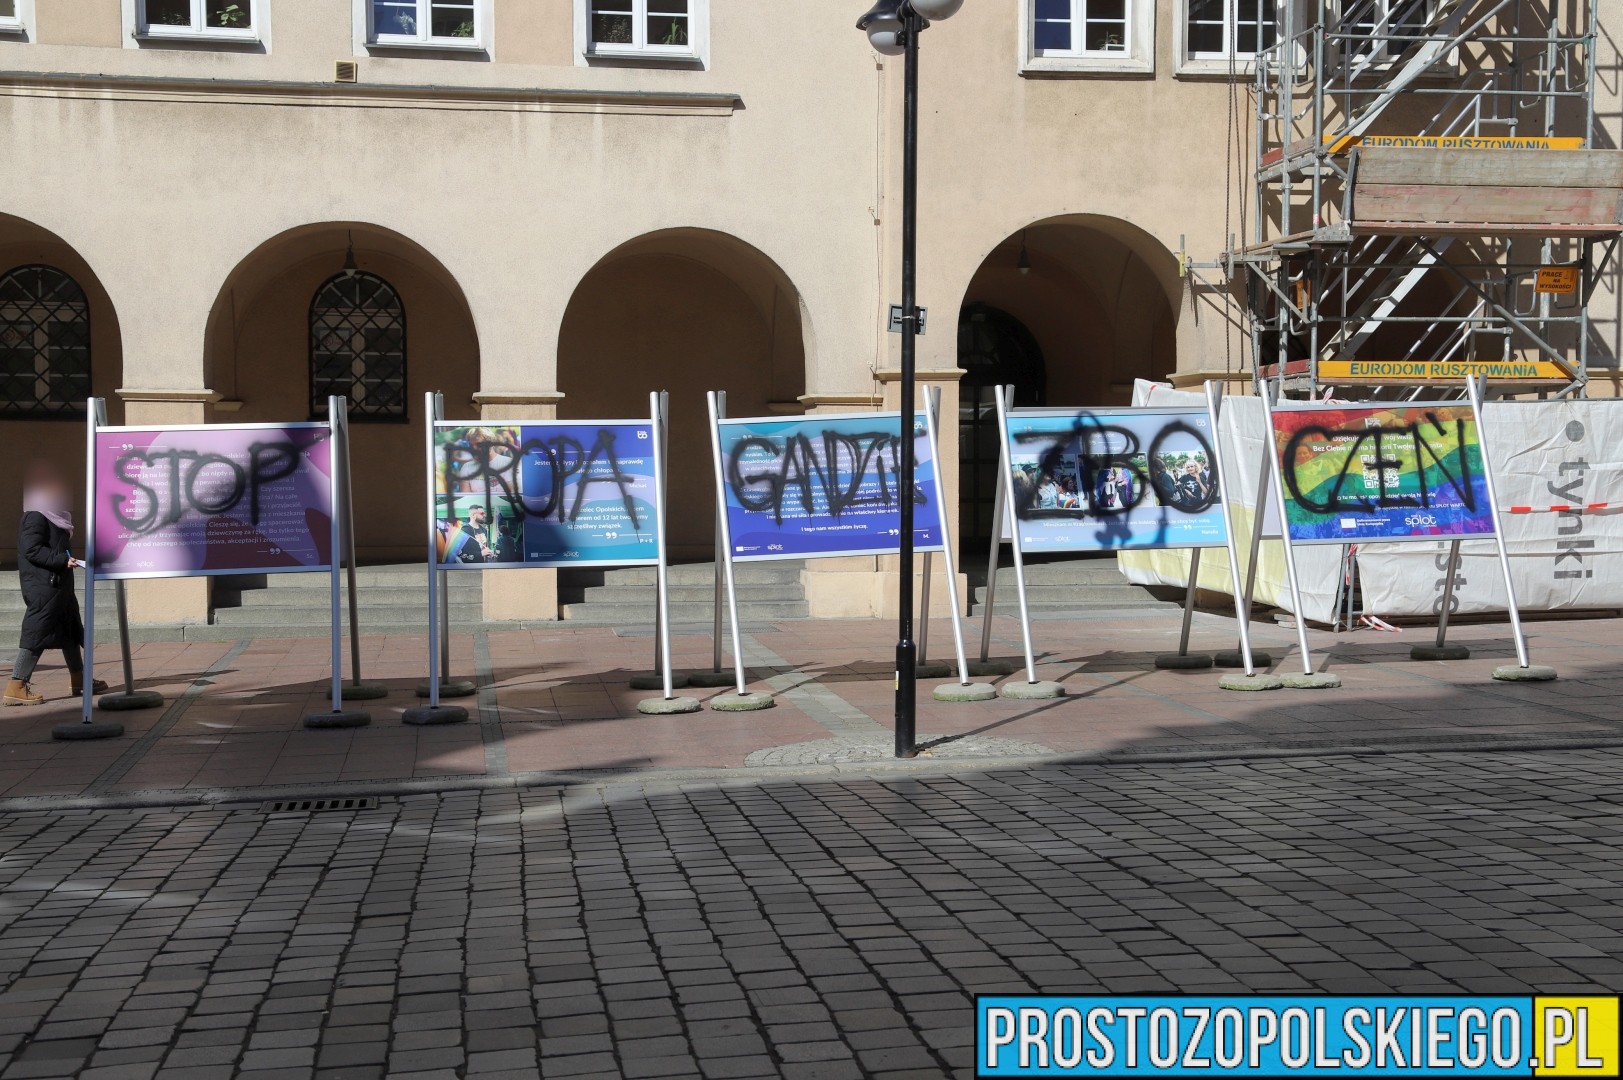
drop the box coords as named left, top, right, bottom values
left=0, top=748, right=1620, bottom=1079
left=1, top=606, right=1621, bottom=806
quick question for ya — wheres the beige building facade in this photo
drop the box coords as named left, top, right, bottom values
left=1, top=0, right=1617, bottom=624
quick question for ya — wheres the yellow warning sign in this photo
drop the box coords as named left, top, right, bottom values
left=1318, top=360, right=1571, bottom=382
left=1326, top=134, right=1585, bottom=153
left=1536, top=266, right=1580, bottom=294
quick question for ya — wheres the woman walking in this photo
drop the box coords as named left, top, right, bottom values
left=5, top=464, right=106, bottom=706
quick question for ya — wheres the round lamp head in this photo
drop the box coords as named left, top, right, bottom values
left=867, top=23, right=906, bottom=53
left=910, top=0, right=964, bottom=19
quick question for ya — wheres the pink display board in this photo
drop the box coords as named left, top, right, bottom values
left=92, top=424, right=334, bottom=579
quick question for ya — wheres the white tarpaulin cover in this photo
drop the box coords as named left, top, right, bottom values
left=1117, top=381, right=1343, bottom=624
left=1121, top=386, right=1623, bottom=623
left=1357, top=399, right=1623, bottom=617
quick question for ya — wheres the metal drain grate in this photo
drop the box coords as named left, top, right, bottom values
left=261, top=796, right=380, bottom=814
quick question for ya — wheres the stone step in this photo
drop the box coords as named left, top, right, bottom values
left=971, top=582, right=1156, bottom=603
left=226, top=569, right=481, bottom=589
left=211, top=604, right=484, bottom=627
left=559, top=600, right=810, bottom=625
left=985, top=565, right=1139, bottom=586
left=573, top=584, right=804, bottom=605
left=578, top=562, right=803, bottom=587
left=215, top=585, right=482, bottom=609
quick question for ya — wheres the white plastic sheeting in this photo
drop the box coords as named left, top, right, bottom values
left=1118, top=381, right=1343, bottom=624
left=1358, top=399, right=1623, bottom=617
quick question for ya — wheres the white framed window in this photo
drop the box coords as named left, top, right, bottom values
left=367, top=0, right=485, bottom=49
left=1177, top=0, right=1278, bottom=74
left=1338, top=0, right=1430, bottom=69
left=576, top=0, right=707, bottom=64
left=133, top=0, right=259, bottom=41
left=0, top=0, right=32, bottom=37
left=1019, top=0, right=1153, bottom=75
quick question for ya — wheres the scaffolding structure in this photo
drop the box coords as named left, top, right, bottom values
left=1202, top=0, right=1620, bottom=399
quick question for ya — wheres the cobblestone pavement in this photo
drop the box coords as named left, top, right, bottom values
left=0, top=748, right=1621, bottom=1079
left=4, top=608, right=1623, bottom=805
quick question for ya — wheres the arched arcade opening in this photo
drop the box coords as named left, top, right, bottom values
left=558, top=229, right=810, bottom=559
left=956, top=215, right=1181, bottom=549
left=0, top=214, right=124, bottom=564
left=204, top=222, right=481, bottom=561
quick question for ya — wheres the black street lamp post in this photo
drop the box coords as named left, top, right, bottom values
left=856, top=0, right=962, bottom=759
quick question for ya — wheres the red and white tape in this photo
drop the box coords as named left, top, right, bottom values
left=1507, top=503, right=1612, bottom=513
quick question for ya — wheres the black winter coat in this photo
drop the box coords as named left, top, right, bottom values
left=17, top=511, right=83, bottom=653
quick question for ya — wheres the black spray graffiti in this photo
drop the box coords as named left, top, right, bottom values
left=441, top=430, right=641, bottom=528
left=1011, top=416, right=1219, bottom=520
left=728, top=431, right=920, bottom=525
left=1282, top=413, right=1477, bottom=514
left=112, top=440, right=310, bottom=535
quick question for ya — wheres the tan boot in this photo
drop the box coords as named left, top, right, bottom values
left=3, top=679, right=43, bottom=707
left=69, top=673, right=109, bottom=696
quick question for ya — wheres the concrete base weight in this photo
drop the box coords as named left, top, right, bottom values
left=1282, top=672, right=1342, bottom=689
left=708, top=693, right=775, bottom=712
left=1000, top=680, right=1065, bottom=700
left=966, top=659, right=1017, bottom=677
left=97, top=690, right=165, bottom=711
left=343, top=681, right=390, bottom=701
left=403, top=705, right=469, bottom=725
left=303, top=710, right=371, bottom=729
left=688, top=670, right=741, bottom=688
left=915, top=661, right=954, bottom=679
left=1411, top=644, right=1470, bottom=661
left=637, top=696, right=703, bottom=715
left=1155, top=653, right=1213, bottom=670
left=415, top=680, right=477, bottom=699
left=1493, top=664, right=1558, bottom=682
left=1218, top=673, right=1284, bottom=692
left=1215, top=650, right=1272, bottom=668
left=52, top=720, right=124, bottom=741
left=630, top=672, right=690, bottom=691
left=933, top=682, right=998, bottom=702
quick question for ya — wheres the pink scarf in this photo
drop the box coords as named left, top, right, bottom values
left=22, top=490, right=73, bottom=535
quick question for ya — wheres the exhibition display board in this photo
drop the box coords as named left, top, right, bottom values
left=707, top=389, right=973, bottom=694
left=982, top=385, right=1264, bottom=681
left=420, top=392, right=679, bottom=706
left=1260, top=377, right=1533, bottom=673
left=81, top=397, right=355, bottom=728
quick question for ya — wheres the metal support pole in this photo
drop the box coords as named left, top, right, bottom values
left=1330, top=544, right=1350, bottom=632
left=1177, top=548, right=1202, bottom=656
left=922, top=385, right=974, bottom=685
left=424, top=391, right=441, bottom=708
left=651, top=392, right=675, bottom=699
left=340, top=406, right=362, bottom=686
left=993, top=388, right=1039, bottom=683
left=1258, top=392, right=1317, bottom=675
left=114, top=581, right=135, bottom=694
left=327, top=396, right=345, bottom=712
left=1207, top=381, right=1260, bottom=676
left=80, top=398, right=102, bottom=725
left=710, top=392, right=727, bottom=675
left=1435, top=539, right=1462, bottom=648
left=893, top=8, right=921, bottom=759
left=439, top=569, right=451, bottom=677
left=1466, top=375, right=1532, bottom=668
left=978, top=417, right=1008, bottom=664
left=706, top=393, right=750, bottom=694
left=918, top=550, right=932, bottom=664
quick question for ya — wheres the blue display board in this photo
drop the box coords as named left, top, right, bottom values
left=434, top=422, right=658, bottom=568
left=1004, top=407, right=1229, bottom=551
left=717, top=412, right=944, bottom=561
